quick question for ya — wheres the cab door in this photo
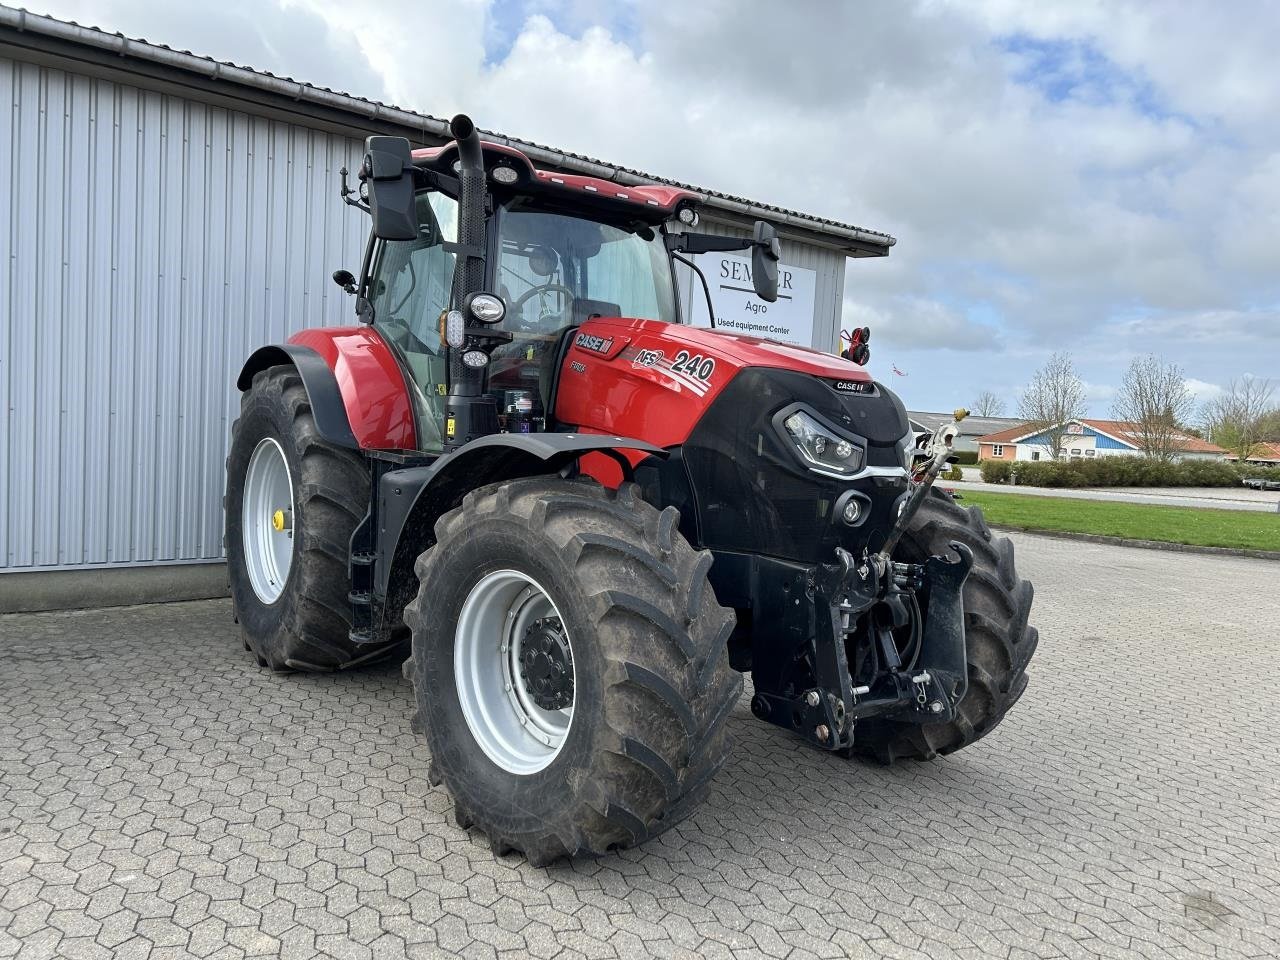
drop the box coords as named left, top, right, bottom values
left=365, top=190, right=460, bottom=452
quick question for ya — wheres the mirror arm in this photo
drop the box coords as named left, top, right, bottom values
left=665, top=232, right=753, bottom=256
left=338, top=166, right=371, bottom=214
left=671, top=253, right=716, bottom=329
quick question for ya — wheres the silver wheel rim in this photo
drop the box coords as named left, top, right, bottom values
left=455, top=570, right=575, bottom=775
left=242, top=437, right=295, bottom=604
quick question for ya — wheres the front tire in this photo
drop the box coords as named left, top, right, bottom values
left=404, top=478, right=741, bottom=864
left=225, top=364, right=377, bottom=671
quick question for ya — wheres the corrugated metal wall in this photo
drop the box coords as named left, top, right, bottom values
left=0, top=53, right=847, bottom=573
left=1, top=54, right=368, bottom=570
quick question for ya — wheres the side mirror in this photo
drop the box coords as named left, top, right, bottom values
left=751, top=220, right=781, bottom=303
left=361, top=136, right=418, bottom=240
left=332, top=269, right=356, bottom=295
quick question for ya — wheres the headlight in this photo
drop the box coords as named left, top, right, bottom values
left=465, top=292, right=506, bottom=324
left=781, top=410, right=865, bottom=477
left=490, top=164, right=519, bottom=185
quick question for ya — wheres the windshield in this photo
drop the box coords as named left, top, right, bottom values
left=486, top=203, right=678, bottom=419
left=496, top=205, right=678, bottom=331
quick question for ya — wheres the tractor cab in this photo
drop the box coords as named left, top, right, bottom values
left=351, top=123, right=779, bottom=452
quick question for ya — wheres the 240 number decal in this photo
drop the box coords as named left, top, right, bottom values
left=673, top=351, right=716, bottom=382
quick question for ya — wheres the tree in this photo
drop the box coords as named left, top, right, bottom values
left=1110, top=355, right=1195, bottom=462
left=1017, top=352, right=1087, bottom=460
left=1202, top=377, right=1277, bottom=461
left=972, top=390, right=1006, bottom=418
left=1260, top=406, right=1280, bottom=443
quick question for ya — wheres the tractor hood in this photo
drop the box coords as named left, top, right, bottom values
left=577, top=317, right=872, bottom=383
left=555, top=316, right=887, bottom=453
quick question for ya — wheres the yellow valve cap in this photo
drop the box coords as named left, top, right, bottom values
left=272, top=509, right=287, bottom=532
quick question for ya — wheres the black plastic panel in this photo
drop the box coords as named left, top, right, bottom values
left=678, top=368, right=911, bottom=564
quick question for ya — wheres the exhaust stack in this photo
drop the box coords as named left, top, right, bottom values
left=444, top=114, right=499, bottom=449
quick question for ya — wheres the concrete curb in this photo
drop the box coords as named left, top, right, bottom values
left=989, top=525, right=1280, bottom=562
left=0, top=562, right=230, bottom=613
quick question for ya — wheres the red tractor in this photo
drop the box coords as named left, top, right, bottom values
left=226, top=116, right=1037, bottom=864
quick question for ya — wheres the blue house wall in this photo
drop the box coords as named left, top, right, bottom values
left=1020, top=425, right=1135, bottom=451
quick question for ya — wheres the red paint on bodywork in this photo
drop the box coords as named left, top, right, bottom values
left=410, top=140, right=699, bottom=217
left=556, top=318, right=871, bottom=485
left=289, top=327, right=416, bottom=450
left=531, top=171, right=696, bottom=213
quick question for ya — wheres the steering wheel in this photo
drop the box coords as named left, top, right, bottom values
left=511, top=282, right=575, bottom=320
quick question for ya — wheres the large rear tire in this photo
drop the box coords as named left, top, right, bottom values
left=404, top=477, right=742, bottom=865
left=225, top=364, right=380, bottom=671
left=854, top=490, right=1039, bottom=762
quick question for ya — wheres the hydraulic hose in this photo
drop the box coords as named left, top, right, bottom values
left=877, top=413, right=966, bottom=562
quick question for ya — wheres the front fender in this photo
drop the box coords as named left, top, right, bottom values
left=374, top=432, right=667, bottom=604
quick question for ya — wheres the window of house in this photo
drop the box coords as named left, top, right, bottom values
left=1085, top=449, right=1095, bottom=457
left=992, top=444, right=1004, bottom=457
left=1031, top=451, right=1041, bottom=461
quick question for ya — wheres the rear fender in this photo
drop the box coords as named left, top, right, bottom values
left=236, top=344, right=359, bottom=448
left=236, top=327, right=416, bottom=451
left=375, top=432, right=667, bottom=613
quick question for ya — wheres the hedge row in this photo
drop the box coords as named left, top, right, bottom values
left=977, top=457, right=1280, bottom=488
left=952, top=450, right=979, bottom=465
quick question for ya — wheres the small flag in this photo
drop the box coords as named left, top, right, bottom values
left=892, top=364, right=907, bottom=376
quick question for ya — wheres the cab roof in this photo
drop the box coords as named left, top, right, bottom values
left=412, top=141, right=699, bottom=222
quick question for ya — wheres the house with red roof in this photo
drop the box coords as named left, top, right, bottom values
left=1223, top=441, right=1280, bottom=466
left=975, top=419, right=1227, bottom=462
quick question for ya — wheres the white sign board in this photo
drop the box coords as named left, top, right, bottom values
left=694, top=253, right=817, bottom=348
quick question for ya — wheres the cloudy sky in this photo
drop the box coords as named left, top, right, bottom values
left=27, top=0, right=1279, bottom=415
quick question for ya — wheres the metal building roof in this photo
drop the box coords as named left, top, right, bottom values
left=909, top=412, right=1024, bottom=437
left=0, top=4, right=896, bottom=256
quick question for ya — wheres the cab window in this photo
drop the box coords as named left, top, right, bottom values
left=367, top=191, right=458, bottom=451
left=488, top=203, right=676, bottom=411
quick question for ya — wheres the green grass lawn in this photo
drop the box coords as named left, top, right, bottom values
left=957, top=490, right=1280, bottom=552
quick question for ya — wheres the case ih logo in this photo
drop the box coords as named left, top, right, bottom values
left=574, top=333, right=615, bottom=354
left=830, top=379, right=872, bottom=394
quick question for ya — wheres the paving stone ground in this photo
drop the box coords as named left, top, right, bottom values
left=2, top=533, right=1278, bottom=959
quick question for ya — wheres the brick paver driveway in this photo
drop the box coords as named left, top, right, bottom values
left=2, top=534, right=1278, bottom=959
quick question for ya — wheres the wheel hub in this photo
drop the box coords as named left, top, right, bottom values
left=454, top=570, right=576, bottom=775
left=518, top=618, right=574, bottom=711
left=242, top=437, right=295, bottom=604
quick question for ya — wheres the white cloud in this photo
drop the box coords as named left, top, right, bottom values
left=845, top=297, right=1001, bottom=353
left=1083, top=381, right=1117, bottom=404
left=18, top=0, right=1280, bottom=411
left=1185, top=378, right=1224, bottom=402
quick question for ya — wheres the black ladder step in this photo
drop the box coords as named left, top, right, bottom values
left=351, top=552, right=376, bottom=566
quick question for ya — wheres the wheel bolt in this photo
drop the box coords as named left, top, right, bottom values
left=805, top=691, right=820, bottom=707
left=815, top=724, right=830, bottom=743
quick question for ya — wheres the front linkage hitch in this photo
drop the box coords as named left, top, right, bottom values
left=749, top=413, right=974, bottom=751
